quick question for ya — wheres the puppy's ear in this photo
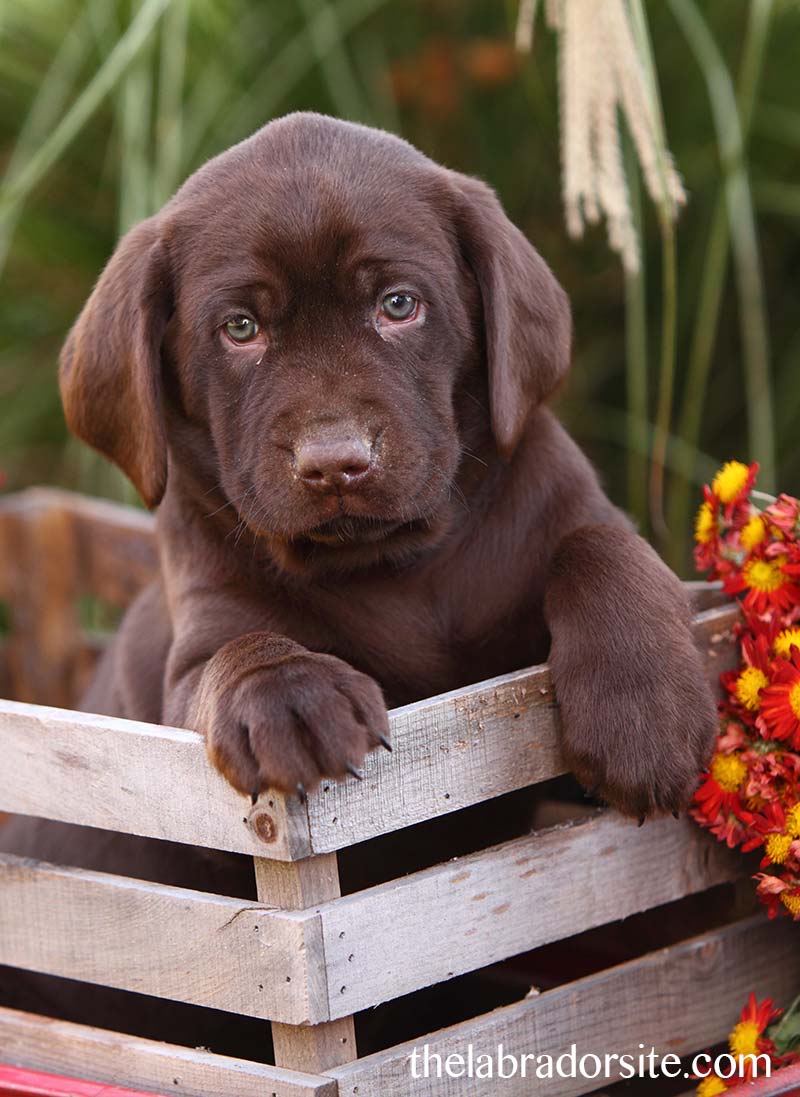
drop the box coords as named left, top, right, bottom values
left=59, top=216, right=172, bottom=508
left=449, top=173, right=571, bottom=458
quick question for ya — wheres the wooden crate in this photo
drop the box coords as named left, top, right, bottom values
left=0, top=488, right=796, bottom=1097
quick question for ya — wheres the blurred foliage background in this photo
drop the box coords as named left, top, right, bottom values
left=1, top=0, right=799, bottom=573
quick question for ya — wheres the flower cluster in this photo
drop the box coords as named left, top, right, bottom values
left=692, top=461, right=800, bottom=919
left=695, top=992, right=799, bottom=1094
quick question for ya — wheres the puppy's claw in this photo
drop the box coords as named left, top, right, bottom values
left=637, top=814, right=646, bottom=828
left=672, top=810, right=680, bottom=820
left=296, top=782, right=307, bottom=805
left=378, top=734, right=393, bottom=753
left=250, top=786, right=260, bottom=806
left=346, top=763, right=364, bottom=781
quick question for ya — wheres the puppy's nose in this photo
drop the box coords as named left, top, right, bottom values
left=295, top=436, right=373, bottom=494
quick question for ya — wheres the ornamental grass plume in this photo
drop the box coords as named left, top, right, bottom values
left=692, top=461, right=800, bottom=921
left=515, top=0, right=686, bottom=271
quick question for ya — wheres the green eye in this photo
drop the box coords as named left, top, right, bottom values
left=381, top=293, right=418, bottom=321
left=224, top=315, right=259, bottom=343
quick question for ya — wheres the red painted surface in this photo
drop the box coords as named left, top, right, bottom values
left=0, top=1065, right=169, bottom=1097
left=734, top=1060, right=800, bottom=1096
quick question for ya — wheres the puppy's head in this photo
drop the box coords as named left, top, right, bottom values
left=60, top=113, right=570, bottom=573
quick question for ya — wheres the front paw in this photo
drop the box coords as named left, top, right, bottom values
left=194, top=641, right=390, bottom=797
left=555, top=646, right=718, bottom=818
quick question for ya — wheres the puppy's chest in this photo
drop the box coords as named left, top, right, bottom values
left=287, top=578, right=547, bottom=707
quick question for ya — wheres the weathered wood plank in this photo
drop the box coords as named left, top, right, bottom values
left=0, top=500, right=82, bottom=706
left=685, top=579, right=727, bottom=611
left=316, top=811, right=741, bottom=1019
left=0, top=701, right=312, bottom=859
left=256, top=855, right=358, bottom=1074
left=0, top=853, right=326, bottom=1025
left=0, top=604, right=738, bottom=858
left=0, top=1006, right=336, bottom=1097
left=0, top=487, right=156, bottom=609
left=303, top=603, right=739, bottom=855
left=330, top=915, right=799, bottom=1097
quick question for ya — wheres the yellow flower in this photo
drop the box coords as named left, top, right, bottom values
left=713, top=461, right=751, bottom=504
left=697, top=1076, right=727, bottom=1097
left=735, top=666, right=768, bottom=711
left=695, top=501, right=716, bottom=544
left=740, top=515, right=766, bottom=550
left=743, top=556, right=787, bottom=595
left=765, top=832, right=793, bottom=865
left=711, top=752, right=747, bottom=792
left=782, top=892, right=800, bottom=917
left=730, top=1019, right=760, bottom=1058
left=775, top=627, right=800, bottom=659
left=785, top=804, right=800, bottom=839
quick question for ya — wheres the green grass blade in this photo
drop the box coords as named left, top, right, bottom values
left=0, top=0, right=171, bottom=231
left=669, top=0, right=776, bottom=493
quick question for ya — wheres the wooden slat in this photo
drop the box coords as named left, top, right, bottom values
left=0, top=488, right=156, bottom=608
left=0, top=853, right=326, bottom=1026
left=0, top=701, right=312, bottom=860
left=685, top=579, right=728, bottom=611
left=256, top=856, right=358, bottom=1074
left=0, top=604, right=739, bottom=859
left=0, top=501, right=81, bottom=706
left=330, top=915, right=800, bottom=1097
left=314, top=812, right=740, bottom=1020
left=0, top=1006, right=336, bottom=1097
left=68, top=492, right=157, bottom=609
left=301, top=602, right=739, bottom=855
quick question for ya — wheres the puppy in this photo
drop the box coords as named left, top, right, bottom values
left=58, top=112, right=715, bottom=818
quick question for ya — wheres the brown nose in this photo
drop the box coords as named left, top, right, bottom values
left=295, top=436, right=373, bottom=494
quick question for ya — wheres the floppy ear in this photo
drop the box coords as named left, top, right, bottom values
left=59, top=216, right=172, bottom=508
left=449, top=173, right=572, bottom=458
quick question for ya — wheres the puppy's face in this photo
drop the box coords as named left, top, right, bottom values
left=166, top=156, right=478, bottom=571
left=60, top=114, right=571, bottom=575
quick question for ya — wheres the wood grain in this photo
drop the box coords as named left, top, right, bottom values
left=330, top=915, right=800, bottom=1097
left=0, top=853, right=326, bottom=1025
left=0, top=1006, right=335, bottom=1097
left=0, top=488, right=156, bottom=609
left=303, top=603, right=740, bottom=855
left=316, top=811, right=740, bottom=1019
left=0, top=701, right=311, bottom=859
left=256, top=855, right=358, bottom=1075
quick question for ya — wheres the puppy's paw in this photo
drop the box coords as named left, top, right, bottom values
left=196, top=646, right=390, bottom=797
left=556, top=647, right=718, bottom=819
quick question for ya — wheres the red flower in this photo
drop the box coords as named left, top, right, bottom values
left=755, top=873, right=800, bottom=921
left=765, top=493, right=800, bottom=538
left=727, top=992, right=782, bottom=1080
left=722, top=633, right=772, bottom=718
left=760, top=648, right=800, bottom=748
left=711, top=460, right=759, bottom=516
left=743, top=746, right=800, bottom=805
left=723, top=551, right=800, bottom=617
left=693, top=462, right=800, bottom=918
left=693, top=751, right=748, bottom=829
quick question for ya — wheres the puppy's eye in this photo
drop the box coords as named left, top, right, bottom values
left=381, top=293, right=418, bottom=321
left=224, top=315, right=259, bottom=343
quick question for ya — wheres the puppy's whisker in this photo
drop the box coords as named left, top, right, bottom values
left=462, top=390, right=488, bottom=413
left=449, top=480, right=470, bottom=514
left=461, top=447, right=488, bottom=469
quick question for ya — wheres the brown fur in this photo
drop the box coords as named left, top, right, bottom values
left=59, top=112, right=716, bottom=817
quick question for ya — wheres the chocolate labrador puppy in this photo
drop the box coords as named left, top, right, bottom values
left=59, top=112, right=715, bottom=818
